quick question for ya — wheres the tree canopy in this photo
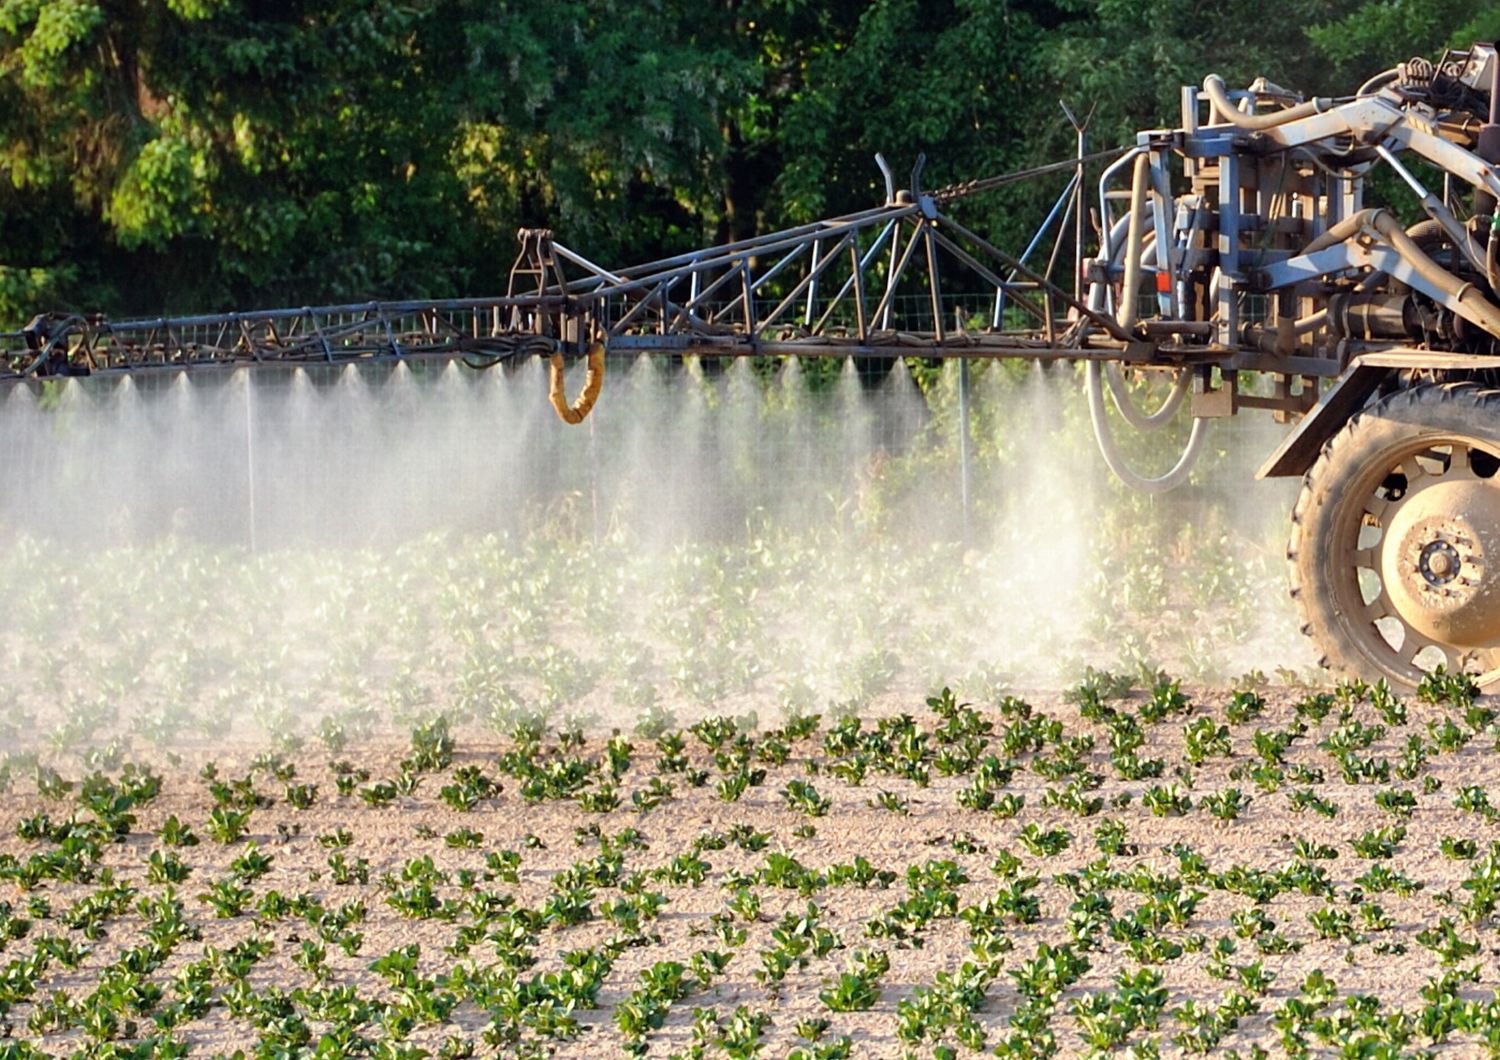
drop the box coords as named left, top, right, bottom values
left=1, top=0, right=1496, bottom=325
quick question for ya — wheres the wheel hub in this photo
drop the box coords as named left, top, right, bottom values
left=1380, top=477, right=1500, bottom=646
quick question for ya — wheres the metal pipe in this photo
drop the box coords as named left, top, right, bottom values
left=1368, top=211, right=1500, bottom=336
left=993, top=172, right=1078, bottom=327
left=1074, top=110, right=1087, bottom=302
left=957, top=356, right=971, bottom=546
left=1373, top=143, right=1483, bottom=270
left=1202, top=74, right=1331, bottom=130
left=1096, top=147, right=1145, bottom=257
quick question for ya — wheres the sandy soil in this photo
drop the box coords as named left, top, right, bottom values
left=5, top=685, right=1500, bottom=1057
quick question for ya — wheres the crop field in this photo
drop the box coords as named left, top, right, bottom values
left=3, top=531, right=1500, bottom=1059
left=9, top=664, right=1500, bottom=1059
left=0, top=366, right=1483, bottom=1060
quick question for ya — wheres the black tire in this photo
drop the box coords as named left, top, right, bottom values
left=1289, top=381, right=1500, bottom=691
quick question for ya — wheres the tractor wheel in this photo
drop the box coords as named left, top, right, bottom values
left=1289, top=382, right=1500, bottom=691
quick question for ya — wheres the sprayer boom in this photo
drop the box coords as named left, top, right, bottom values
left=16, top=44, right=1500, bottom=690
left=9, top=53, right=1500, bottom=457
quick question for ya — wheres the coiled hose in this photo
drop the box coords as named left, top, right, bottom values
left=1086, top=361, right=1210, bottom=493
left=1084, top=157, right=1208, bottom=491
left=549, top=342, right=606, bottom=424
left=1105, top=213, right=1188, bottom=430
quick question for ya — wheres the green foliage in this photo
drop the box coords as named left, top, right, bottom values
left=2, top=0, right=1482, bottom=330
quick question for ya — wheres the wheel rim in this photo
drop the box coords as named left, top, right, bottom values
left=1334, top=436, right=1500, bottom=686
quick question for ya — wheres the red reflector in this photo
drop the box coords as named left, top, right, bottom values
left=1154, top=271, right=1172, bottom=293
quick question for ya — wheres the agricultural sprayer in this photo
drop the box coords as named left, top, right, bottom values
left=11, top=46, right=1500, bottom=691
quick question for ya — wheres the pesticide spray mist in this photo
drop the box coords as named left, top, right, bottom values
left=0, top=357, right=1314, bottom=753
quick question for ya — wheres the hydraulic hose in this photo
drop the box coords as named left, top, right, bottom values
left=549, top=342, right=606, bottom=424
left=1116, top=153, right=1150, bottom=331
left=1405, top=218, right=1447, bottom=245
left=1105, top=235, right=1188, bottom=429
left=1087, top=359, right=1210, bottom=494
left=1105, top=364, right=1189, bottom=429
left=1082, top=166, right=1204, bottom=487
left=1364, top=210, right=1500, bottom=338
left=1299, top=208, right=1500, bottom=337
left=1356, top=68, right=1400, bottom=97
left=1203, top=74, right=1331, bottom=130
left=1295, top=309, right=1329, bottom=335
left=1301, top=211, right=1368, bottom=256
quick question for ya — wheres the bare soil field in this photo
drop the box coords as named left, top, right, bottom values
left=6, top=677, right=1500, bottom=1059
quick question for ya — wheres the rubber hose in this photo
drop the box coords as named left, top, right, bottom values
left=1084, top=188, right=1204, bottom=488
left=1295, top=309, right=1329, bottom=335
left=1203, top=74, right=1330, bottom=130
left=1105, top=365, right=1190, bottom=430
left=1356, top=68, right=1400, bottom=97
left=1302, top=211, right=1369, bottom=256
left=1087, top=358, right=1210, bottom=493
left=1116, top=153, right=1150, bottom=331
left=1405, top=218, right=1447, bottom=245
left=549, top=342, right=606, bottom=424
left=1104, top=236, right=1189, bottom=430
left=1364, top=211, right=1500, bottom=337
left=1300, top=208, right=1500, bottom=338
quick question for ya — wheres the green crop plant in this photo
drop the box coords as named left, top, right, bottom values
left=1416, top=917, right=1481, bottom=965
left=204, top=807, right=251, bottom=844
left=1009, top=942, right=1090, bottom=1002
left=1143, top=784, right=1191, bottom=817
left=1141, top=678, right=1191, bottom=723
left=1018, top=824, right=1071, bottom=857
left=1288, top=789, right=1338, bottom=818
left=1417, top=666, right=1480, bottom=708
left=1095, top=818, right=1136, bottom=856
left=1201, top=788, right=1251, bottom=821
left=630, top=776, right=675, bottom=813
left=1226, top=690, right=1265, bottom=724
left=716, top=768, right=765, bottom=803
left=1183, top=717, right=1232, bottom=764
left=819, top=949, right=889, bottom=1012
left=1374, top=788, right=1418, bottom=818
left=1290, top=837, right=1337, bottom=862
left=781, top=779, right=831, bottom=817
left=1442, top=836, right=1478, bottom=860
left=1351, top=826, right=1405, bottom=859
left=283, top=782, right=317, bottom=809
left=868, top=789, right=909, bottom=814
left=198, top=879, right=252, bottom=919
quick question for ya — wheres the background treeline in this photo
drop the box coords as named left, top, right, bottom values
left=1, top=0, right=1496, bottom=325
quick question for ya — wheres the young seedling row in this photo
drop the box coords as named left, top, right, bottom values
left=6, top=668, right=1500, bottom=1057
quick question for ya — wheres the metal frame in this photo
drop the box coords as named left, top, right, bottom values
left=9, top=45, right=1500, bottom=444
left=1, top=152, right=1137, bottom=381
